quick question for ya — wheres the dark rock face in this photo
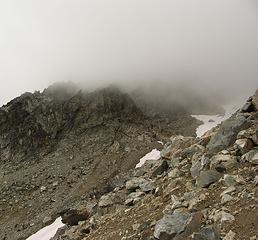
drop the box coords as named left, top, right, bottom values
left=0, top=87, right=144, bottom=162
left=0, top=85, right=199, bottom=240
left=61, top=208, right=89, bottom=226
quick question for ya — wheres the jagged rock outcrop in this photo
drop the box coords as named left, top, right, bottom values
left=51, top=90, right=258, bottom=240
left=0, top=84, right=200, bottom=240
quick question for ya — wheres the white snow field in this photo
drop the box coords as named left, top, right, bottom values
left=26, top=217, right=65, bottom=240
left=192, top=104, right=241, bottom=137
left=136, top=148, right=161, bottom=168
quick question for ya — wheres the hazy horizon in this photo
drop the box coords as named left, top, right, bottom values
left=0, top=0, right=257, bottom=106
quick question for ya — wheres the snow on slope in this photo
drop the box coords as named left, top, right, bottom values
left=26, top=217, right=65, bottom=240
left=192, top=103, right=240, bottom=137
left=136, top=149, right=161, bottom=168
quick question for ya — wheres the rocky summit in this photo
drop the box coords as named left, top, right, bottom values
left=46, top=89, right=258, bottom=240
left=0, top=84, right=200, bottom=240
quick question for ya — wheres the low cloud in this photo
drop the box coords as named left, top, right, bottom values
left=0, top=0, right=257, bottom=105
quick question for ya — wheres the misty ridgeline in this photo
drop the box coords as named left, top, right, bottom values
left=0, top=1, right=258, bottom=240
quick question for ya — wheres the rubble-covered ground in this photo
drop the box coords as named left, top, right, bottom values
left=52, top=90, right=258, bottom=240
left=0, top=84, right=201, bottom=240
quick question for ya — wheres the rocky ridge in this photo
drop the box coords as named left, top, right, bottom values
left=52, top=89, right=258, bottom=240
left=0, top=84, right=200, bottom=240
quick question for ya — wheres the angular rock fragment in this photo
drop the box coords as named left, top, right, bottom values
left=154, top=211, right=192, bottom=240
left=207, top=114, right=251, bottom=154
left=192, top=225, right=221, bottom=240
left=161, top=136, right=194, bottom=160
left=196, top=170, right=222, bottom=188
left=151, top=160, right=169, bottom=177
left=126, top=178, right=148, bottom=191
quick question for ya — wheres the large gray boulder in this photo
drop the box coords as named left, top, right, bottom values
left=154, top=212, right=192, bottom=239
left=207, top=114, right=251, bottom=155
left=196, top=170, right=222, bottom=188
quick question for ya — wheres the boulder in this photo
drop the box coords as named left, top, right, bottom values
left=161, top=136, right=194, bottom=160
left=127, top=191, right=145, bottom=199
left=151, top=160, right=169, bottom=177
left=180, top=144, right=205, bottom=159
left=207, top=114, right=251, bottom=154
left=220, top=186, right=236, bottom=196
left=210, top=154, right=238, bottom=170
left=253, top=129, right=258, bottom=145
left=174, top=211, right=204, bottom=239
left=125, top=191, right=145, bottom=206
left=50, top=226, right=68, bottom=240
left=154, top=211, right=192, bottom=239
left=250, top=151, right=258, bottom=165
left=162, top=195, right=183, bottom=214
left=168, top=168, right=182, bottom=179
left=126, top=178, right=148, bottom=191
left=241, top=148, right=258, bottom=165
left=61, top=208, right=89, bottom=226
left=221, top=194, right=234, bottom=204
left=234, top=139, right=253, bottom=153
left=218, top=211, right=235, bottom=224
left=212, top=210, right=235, bottom=223
left=192, top=226, right=221, bottom=240
left=191, top=161, right=202, bottom=179
left=196, top=170, right=222, bottom=188
left=224, top=230, right=236, bottom=240
left=139, top=181, right=156, bottom=193
left=98, top=193, right=115, bottom=208
left=237, top=128, right=258, bottom=145
left=254, top=176, right=258, bottom=185
left=241, top=101, right=255, bottom=113
left=252, top=89, right=258, bottom=111
left=98, top=192, right=126, bottom=207
left=223, top=174, right=245, bottom=187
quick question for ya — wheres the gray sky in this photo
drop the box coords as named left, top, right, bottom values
left=0, top=0, right=258, bottom=105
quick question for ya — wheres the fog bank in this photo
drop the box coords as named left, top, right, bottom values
left=0, top=0, right=257, bottom=105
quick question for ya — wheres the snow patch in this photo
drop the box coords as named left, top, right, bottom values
left=192, top=104, right=240, bottom=137
left=26, top=217, right=65, bottom=240
left=136, top=149, right=161, bottom=168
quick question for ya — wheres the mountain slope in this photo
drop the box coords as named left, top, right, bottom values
left=0, top=85, right=200, bottom=240
left=52, top=89, right=258, bottom=240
